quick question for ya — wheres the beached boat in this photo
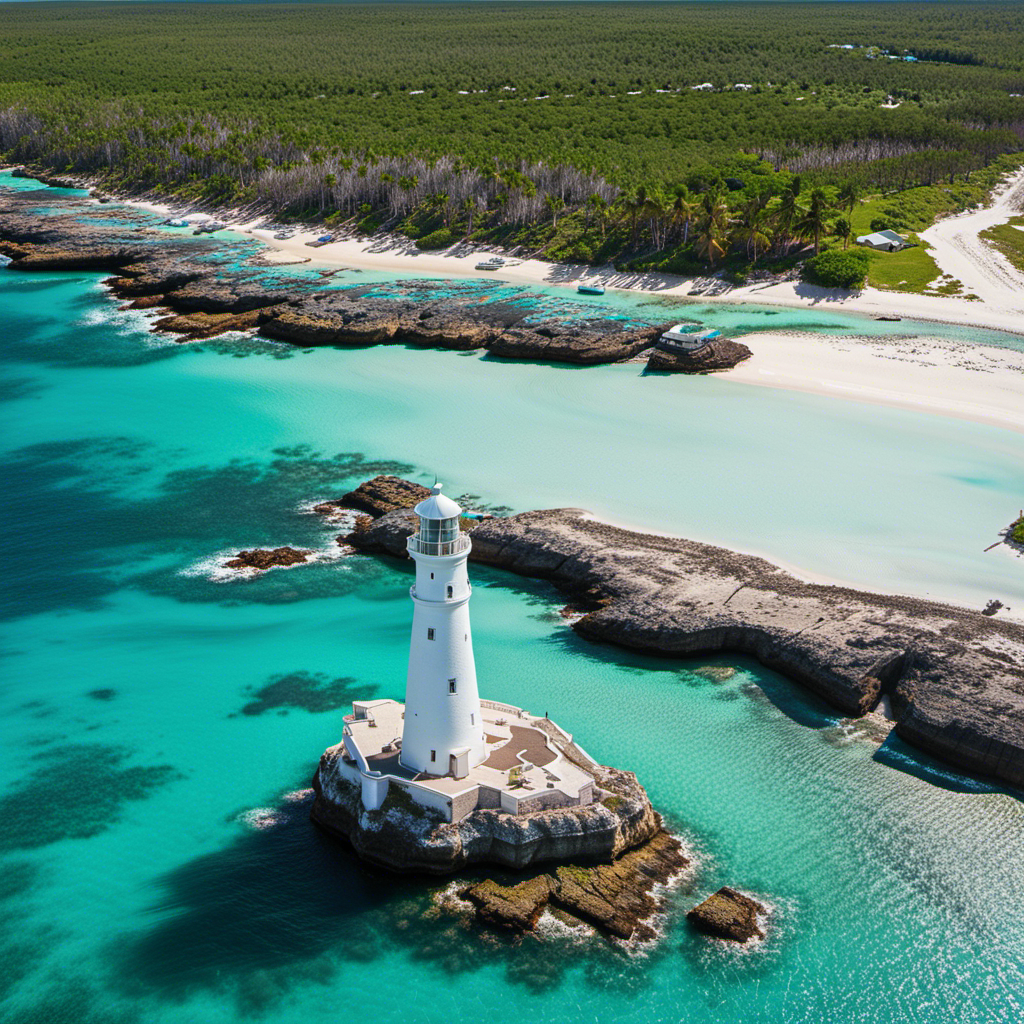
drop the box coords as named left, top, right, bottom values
left=657, top=325, right=722, bottom=351
left=475, top=256, right=505, bottom=270
left=192, top=220, right=226, bottom=235
left=577, top=280, right=605, bottom=295
left=162, top=217, right=189, bottom=228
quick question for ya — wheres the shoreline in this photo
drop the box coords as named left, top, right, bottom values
left=8, top=166, right=1024, bottom=434
left=94, top=177, right=1024, bottom=435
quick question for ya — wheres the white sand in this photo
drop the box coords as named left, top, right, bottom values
left=726, top=331, right=1024, bottom=434
left=101, top=169, right=1024, bottom=434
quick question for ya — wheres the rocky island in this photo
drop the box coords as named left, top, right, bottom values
left=303, top=479, right=728, bottom=941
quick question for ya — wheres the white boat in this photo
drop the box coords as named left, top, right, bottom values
left=475, top=256, right=505, bottom=270
left=657, top=325, right=722, bottom=351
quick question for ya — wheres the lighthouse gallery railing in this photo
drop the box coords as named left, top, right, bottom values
left=407, top=533, right=471, bottom=557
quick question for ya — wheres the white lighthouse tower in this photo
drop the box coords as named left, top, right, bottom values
left=400, top=484, right=486, bottom=778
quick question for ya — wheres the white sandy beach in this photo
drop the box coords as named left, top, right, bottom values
left=110, top=169, right=1024, bottom=435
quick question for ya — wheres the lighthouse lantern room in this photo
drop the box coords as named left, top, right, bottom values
left=400, top=484, right=486, bottom=777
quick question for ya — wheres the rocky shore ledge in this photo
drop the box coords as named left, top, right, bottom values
left=0, top=186, right=745, bottom=371
left=336, top=477, right=1024, bottom=790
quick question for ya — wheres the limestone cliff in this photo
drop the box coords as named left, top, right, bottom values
left=341, top=484, right=1024, bottom=790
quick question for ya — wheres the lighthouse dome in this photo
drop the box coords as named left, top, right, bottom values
left=414, top=483, right=462, bottom=521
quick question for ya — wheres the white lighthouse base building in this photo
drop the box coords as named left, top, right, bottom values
left=337, top=697, right=597, bottom=823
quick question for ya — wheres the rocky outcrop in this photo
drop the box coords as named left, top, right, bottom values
left=311, top=742, right=661, bottom=874
left=460, top=829, right=688, bottom=940
left=224, top=546, right=310, bottom=570
left=646, top=338, right=753, bottom=373
left=161, top=279, right=295, bottom=315
left=1, top=191, right=681, bottom=362
left=687, top=887, right=765, bottom=942
left=488, top=323, right=661, bottom=365
left=341, top=480, right=1024, bottom=790
left=334, top=475, right=433, bottom=517
left=151, top=308, right=271, bottom=341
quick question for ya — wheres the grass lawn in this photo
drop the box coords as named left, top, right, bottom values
left=980, top=216, right=1024, bottom=273
left=863, top=238, right=944, bottom=292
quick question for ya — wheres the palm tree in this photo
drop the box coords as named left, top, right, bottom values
left=670, top=185, right=696, bottom=245
left=694, top=190, right=731, bottom=267
left=773, top=177, right=803, bottom=253
left=837, top=182, right=859, bottom=218
left=833, top=216, right=853, bottom=250
left=796, top=188, right=833, bottom=254
left=643, top=189, right=670, bottom=249
left=623, top=185, right=649, bottom=245
left=736, top=198, right=772, bottom=263
left=545, top=193, right=566, bottom=228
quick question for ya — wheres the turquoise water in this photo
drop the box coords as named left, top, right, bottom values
left=3, top=182, right=1024, bottom=1023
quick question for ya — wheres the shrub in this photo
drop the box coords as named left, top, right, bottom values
left=1012, top=515, right=1024, bottom=544
left=415, top=227, right=458, bottom=250
left=802, top=249, right=871, bottom=289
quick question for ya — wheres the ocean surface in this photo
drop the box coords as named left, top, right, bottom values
left=2, top=175, right=1024, bottom=1023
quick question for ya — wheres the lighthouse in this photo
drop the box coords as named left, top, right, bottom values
left=400, top=484, right=486, bottom=778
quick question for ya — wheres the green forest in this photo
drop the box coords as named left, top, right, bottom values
left=2, top=2, right=1023, bottom=280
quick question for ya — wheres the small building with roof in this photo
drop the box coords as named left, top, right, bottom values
left=856, top=229, right=911, bottom=252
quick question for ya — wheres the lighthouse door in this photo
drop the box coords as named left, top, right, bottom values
left=450, top=748, right=470, bottom=779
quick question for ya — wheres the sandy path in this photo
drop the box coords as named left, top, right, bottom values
left=920, top=166, right=1024, bottom=310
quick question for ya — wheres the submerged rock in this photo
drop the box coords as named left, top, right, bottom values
left=459, top=829, right=688, bottom=940
left=687, top=886, right=765, bottom=942
left=224, top=547, right=310, bottom=570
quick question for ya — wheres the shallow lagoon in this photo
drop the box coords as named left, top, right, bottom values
left=2, top=183, right=1024, bottom=1023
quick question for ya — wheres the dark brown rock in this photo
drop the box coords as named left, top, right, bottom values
left=312, top=739, right=662, bottom=875
left=646, top=338, right=753, bottom=373
left=461, top=507, right=1024, bottom=787
left=337, top=475, right=432, bottom=517
left=461, top=875, right=556, bottom=932
left=399, top=311, right=499, bottom=350
left=224, top=547, right=310, bottom=570
left=163, top=279, right=294, bottom=315
left=151, top=309, right=267, bottom=341
left=551, top=829, right=688, bottom=939
left=488, top=324, right=662, bottom=365
left=456, top=829, right=687, bottom=940
left=687, top=886, right=765, bottom=942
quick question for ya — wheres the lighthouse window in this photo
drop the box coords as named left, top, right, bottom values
left=471, top=713, right=475, bottom=725
left=430, top=573, right=434, bottom=580
left=427, top=628, right=435, bottom=640
left=430, top=750, right=436, bottom=762
left=447, top=585, right=453, bottom=598
left=448, top=678, right=457, bottom=694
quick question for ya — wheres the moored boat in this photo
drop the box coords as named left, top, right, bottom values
left=577, top=279, right=605, bottom=295
left=657, top=325, right=722, bottom=352
left=474, top=256, right=505, bottom=270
